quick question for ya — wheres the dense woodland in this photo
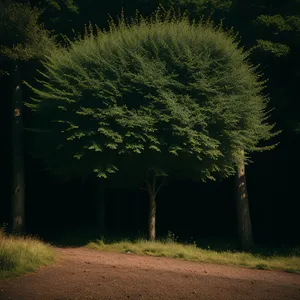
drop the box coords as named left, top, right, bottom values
left=1, top=0, right=299, bottom=250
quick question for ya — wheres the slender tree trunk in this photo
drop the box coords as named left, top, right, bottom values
left=148, top=190, right=156, bottom=241
left=12, top=61, right=25, bottom=234
left=236, top=149, right=253, bottom=250
left=94, top=181, right=106, bottom=236
left=147, top=170, right=156, bottom=241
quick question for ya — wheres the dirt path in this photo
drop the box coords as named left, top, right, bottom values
left=1, top=247, right=300, bottom=300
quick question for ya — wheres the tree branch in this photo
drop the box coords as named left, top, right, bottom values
left=155, top=176, right=166, bottom=196
left=137, top=184, right=148, bottom=192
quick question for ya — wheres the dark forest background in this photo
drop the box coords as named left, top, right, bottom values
left=1, top=0, right=299, bottom=247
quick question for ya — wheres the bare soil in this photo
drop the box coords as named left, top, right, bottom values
left=1, top=247, right=300, bottom=300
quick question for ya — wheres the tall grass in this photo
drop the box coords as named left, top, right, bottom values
left=0, top=228, right=55, bottom=279
left=87, top=237, right=300, bottom=274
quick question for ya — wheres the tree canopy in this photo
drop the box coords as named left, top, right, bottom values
left=27, top=14, right=275, bottom=183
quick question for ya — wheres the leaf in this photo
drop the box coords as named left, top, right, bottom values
left=149, top=145, right=161, bottom=152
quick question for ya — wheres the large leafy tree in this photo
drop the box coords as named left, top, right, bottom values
left=27, top=13, right=275, bottom=242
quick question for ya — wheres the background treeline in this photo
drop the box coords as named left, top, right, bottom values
left=0, top=0, right=299, bottom=247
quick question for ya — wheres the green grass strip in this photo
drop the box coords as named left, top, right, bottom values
left=87, top=238, right=300, bottom=274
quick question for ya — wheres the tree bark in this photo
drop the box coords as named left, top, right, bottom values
left=147, top=170, right=157, bottom=241
left=94, top=181, right=106, bottom=236
left=148, top=190, right=156, bottom=241
left=12, top=61, right=25, bottom=234
left=236, top=149, right=253, bottom=250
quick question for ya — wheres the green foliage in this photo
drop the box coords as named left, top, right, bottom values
left=27, top=13, right=275, bottom=182
left=253, top=13, right=300, bottom=57
left=160, top=0, right=232, bottom=17
left=172, top=0, right=299, bottom=131
left=45, top=0, right=78, bottom=13
left=0, top=1, right=56, bottom=61
left=255, top=14, right=294, bottom=32
left=250, top=3, right=300, bottom=129
left=255, top=40, right=290, bottom=57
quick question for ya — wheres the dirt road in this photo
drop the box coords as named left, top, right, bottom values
left=1, top=247, right=299, bottom=300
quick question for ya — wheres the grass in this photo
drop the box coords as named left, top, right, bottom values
left=0, top=228, right=55, bottom=279
left=86, top=237, right=300, bottom=274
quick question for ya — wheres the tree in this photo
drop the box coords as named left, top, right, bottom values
left=227, top=1, right=298, bottom=248
left=26, top=12, right=275, bottom=241
left=157, top=0, right=292, bottom=249
left=0, top=0, right=55, bottom=234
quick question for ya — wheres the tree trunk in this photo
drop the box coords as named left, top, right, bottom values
left=147, top=170, right=157, bottom=241
left=148, top=190, right=156, bottom=241
left=236, top=149, right=253, bottom=250
left=94, top=181, right=106, bottom=236
left=12, top=61, right=25, bottom=234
